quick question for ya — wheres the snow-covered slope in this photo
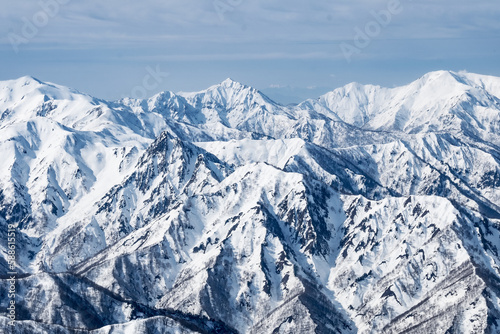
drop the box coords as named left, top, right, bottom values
left=308, top=71, right=500, bottom=140
left=1, top=71, right=500, bottom=333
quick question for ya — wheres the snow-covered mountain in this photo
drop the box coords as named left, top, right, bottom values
left=309, top=71, right=500, bottom=138
left=1, top=71, right=500, bottom=333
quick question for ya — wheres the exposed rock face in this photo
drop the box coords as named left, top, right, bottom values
left=1, top=71, right=500, bottom=333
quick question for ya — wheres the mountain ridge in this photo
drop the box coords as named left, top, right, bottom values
left=1, top=71, right=500, bottom=333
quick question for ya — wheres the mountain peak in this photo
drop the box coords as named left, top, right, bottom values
left=415, top=70, right=469, bottom=87
left=221, top=77, right=242, bottom=86
left=198, top=78, right=265, bottom=101
left=214, top=78, right=251, bottom=92
left=19, top=75, right=42, bottom=83
left=4, top=75, right=44, bottom=89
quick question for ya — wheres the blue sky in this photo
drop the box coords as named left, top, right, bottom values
left=1, top=0, right=500, bottom=103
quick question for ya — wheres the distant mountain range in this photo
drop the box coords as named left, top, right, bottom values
left=1, top=71, right=500, bottom=333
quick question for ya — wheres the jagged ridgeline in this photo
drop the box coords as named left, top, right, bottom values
left=1, top=71, right=500, bottom=333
